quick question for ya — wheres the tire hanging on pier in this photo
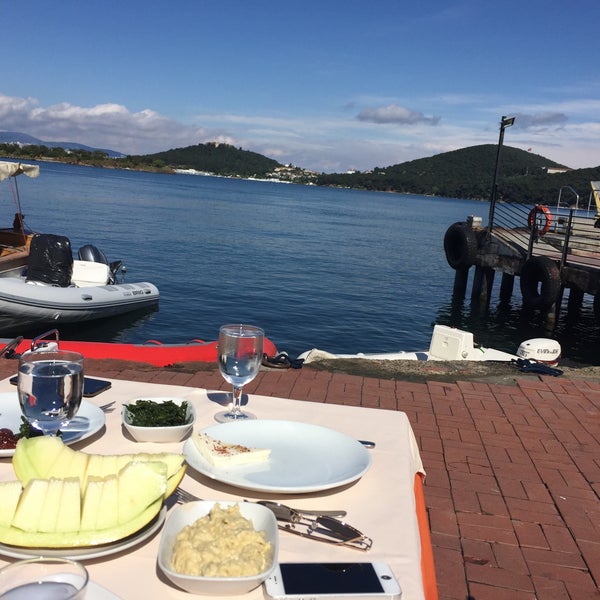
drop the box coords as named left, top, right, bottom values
left=443, top=222, right=478, bottom=270
left=519, top=256, right=561, bottom=310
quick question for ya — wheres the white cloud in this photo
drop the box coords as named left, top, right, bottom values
left=356, top=104, right=440, bottom=126
left=0, top=92, right=597, bottom=172
left=0, top=93, right=209, bottom=154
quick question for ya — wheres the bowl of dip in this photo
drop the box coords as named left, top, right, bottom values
left=157, top=500, right=278, bottom=595
left=122, top=397, right=195, bottom=443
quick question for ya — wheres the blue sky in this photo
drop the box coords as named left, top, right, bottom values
left=1, top=0, right=599, bottom=172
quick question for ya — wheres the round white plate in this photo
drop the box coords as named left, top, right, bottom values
left=0, top=506, right=166, bottom=561
left=0, top=392, right=106, bottom=457
left=184, top=420, right=371, bottom=493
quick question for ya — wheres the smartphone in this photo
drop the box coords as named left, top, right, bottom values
left=263, top=562, right=402, bottom=600
left=10, top=376, right=111, bottom=398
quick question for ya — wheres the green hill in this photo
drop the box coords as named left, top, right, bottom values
left=316, top=145, right=600, bottom=204
left=135, top=142, right=282, bottom=178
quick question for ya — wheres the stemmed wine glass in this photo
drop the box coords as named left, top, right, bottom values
left=215, top=324, right=264, bottom=422
left=17, top=350, right=84, bottom=436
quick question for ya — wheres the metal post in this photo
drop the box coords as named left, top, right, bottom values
left=486, top=116, right=515, bottom=239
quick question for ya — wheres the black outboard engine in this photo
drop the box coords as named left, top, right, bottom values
left=78, top=244, right=123, bottom=284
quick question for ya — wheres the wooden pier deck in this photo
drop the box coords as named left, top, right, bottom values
left=446, top=208, right=600, bottom=316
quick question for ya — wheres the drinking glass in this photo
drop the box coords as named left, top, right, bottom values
left=0, top=557, right=88, bottom=599
left=215, top=324, right=264, bottom=422
left=17, top=350, right=84, bottom=436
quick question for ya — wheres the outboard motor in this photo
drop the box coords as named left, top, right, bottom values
left=516, top=338, right=561, bottom=366
left=78, top=244, right=123, bottom=284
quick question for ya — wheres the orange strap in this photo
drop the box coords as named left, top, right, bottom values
left=415, top=473, right=439, bottom=600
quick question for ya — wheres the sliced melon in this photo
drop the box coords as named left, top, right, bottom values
left=80, top=476, right=104, bottom=531
left=0, top=481, right=23, bottom=527
left=12, top=479, right=48, bottom=532
left=118, top=461, right=166, bottom=524
left=56, top=478, right=81, bottom=533
left=97, top=476, right=119, bottom=530
left=0, top=499, right=163, bottom=548
left=13, top=436, right=186, bottom=497
left=37, top=478, right=63, bottom=533
left=0, top=460, right=167, bottom=548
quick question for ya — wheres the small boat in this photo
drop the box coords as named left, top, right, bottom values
left=299, top=324, right=561, bottom=365
left=0, top=161, right=159, bottom=330
left=0, top=330, right=279, bottom=367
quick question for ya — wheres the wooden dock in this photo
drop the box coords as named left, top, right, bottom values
left=444, top=204, right=600, bottom=320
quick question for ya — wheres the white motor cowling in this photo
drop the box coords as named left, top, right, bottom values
left=516, top=338, right=561, bottom=366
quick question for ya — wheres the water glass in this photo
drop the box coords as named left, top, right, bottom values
left=17, top=350, right=84, bottom=436
left=215, top=324, right=264, bottom=422
left=0, top=557, right=88, bottom=599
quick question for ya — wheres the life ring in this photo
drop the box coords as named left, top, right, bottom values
left=527, top=205, right=552, bottom=235
left=519, top=256, right=561, bottom=310
left=443, top=222, right=478, bottom=270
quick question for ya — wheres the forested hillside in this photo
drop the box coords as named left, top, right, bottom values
left=134, top=142, right=282, bottom=178
left=317, top=145, right=600, bottom=204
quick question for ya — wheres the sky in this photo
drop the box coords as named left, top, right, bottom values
left=1, top=0, right=599, bottom=173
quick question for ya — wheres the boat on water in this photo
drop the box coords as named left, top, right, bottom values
left=0, top=329, right=279, bottom=367
left=0, top=161, right=159, bottom=330
left=298, top=324, right=561, bottom=365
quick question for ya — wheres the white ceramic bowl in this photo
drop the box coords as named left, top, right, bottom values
left=158, top=500, right=279, bottom=595
left=122, top=397, right=195, bottom=443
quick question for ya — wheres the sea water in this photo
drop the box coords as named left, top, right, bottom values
left=8, top=161, right=600, bottom=365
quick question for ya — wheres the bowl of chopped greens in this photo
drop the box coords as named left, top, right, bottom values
left=122, top=397, right=195, bottom=443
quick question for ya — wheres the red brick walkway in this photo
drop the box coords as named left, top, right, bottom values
left=2, top=360, right=599, bottom=599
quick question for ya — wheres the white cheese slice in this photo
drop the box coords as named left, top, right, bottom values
left=192, top=432, right=271, bottom=468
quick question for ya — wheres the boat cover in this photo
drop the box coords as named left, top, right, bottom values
left=0, top=161, right=40, bottom=182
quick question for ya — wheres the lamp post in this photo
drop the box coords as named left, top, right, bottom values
left=486, top=116, right=515, bottom=238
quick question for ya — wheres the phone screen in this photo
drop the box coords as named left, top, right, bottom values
left=279, top=563, right=384, bottom=595
left=9, top=376, right=111, bottom=397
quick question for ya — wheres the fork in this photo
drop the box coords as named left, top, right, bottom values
left=173, top=487, right=347, bottom=518
left=98, top=401, right=116, bottom=413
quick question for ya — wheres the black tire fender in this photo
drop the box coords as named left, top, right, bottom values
left=594, top=293, right=600, bottom=320
left=520, top=256, right=561, bottom=310
left=444, top=222, right=478, bottom=270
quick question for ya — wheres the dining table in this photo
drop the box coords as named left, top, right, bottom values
left=0, top=376, right=437, bottom=600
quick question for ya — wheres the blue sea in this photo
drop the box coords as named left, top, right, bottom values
left=5, top=161, right=600, bottom=365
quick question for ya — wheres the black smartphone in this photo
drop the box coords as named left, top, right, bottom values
left=10, top=376, right=111, bottom=398
left=264, top=562, right=402, bottom=600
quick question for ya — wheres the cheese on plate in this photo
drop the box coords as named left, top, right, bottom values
left=192, top=432, right=271, bottom=468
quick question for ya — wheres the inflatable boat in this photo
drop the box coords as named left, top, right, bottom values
left=0, top=332, right=279, bottom=367
left=299, top=324, right=561, bottom=365
left=0, top=161, right=159, bottom=330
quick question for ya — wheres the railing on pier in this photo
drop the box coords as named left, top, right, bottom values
left=490, top=201, right=600, bottom=269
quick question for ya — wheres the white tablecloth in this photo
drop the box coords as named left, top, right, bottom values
left=0, top=377, right=426, bottom=600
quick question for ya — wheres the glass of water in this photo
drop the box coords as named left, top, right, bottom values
left=17, top=350, right=84, bottom=436
left=215, top=324, right=264, bottom=422
left=0, top=557, right=88, bottom=599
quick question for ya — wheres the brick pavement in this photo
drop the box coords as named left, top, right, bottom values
left=1, top=359, right=598, bottom=599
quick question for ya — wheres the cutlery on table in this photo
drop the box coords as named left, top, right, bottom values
left=173, top=487, right=346, bottom=518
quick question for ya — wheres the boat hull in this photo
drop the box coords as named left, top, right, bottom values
left=0, top=278, right=159, bottom=330
left=0, top=336, right=278, bottom=366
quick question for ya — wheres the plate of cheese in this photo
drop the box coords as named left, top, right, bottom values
left=183, top=420, right=371, bottom=493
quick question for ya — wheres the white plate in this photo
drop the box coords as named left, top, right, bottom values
left=183, top=420, right=371, bottom=493
left=0, top=506, right=166, bottom=561
left=0, top=392, right=106, bottom=457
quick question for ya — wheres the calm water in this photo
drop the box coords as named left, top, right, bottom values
left=5, top=161, right=600, bottom=365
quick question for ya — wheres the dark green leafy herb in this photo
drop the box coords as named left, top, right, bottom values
left=124, top=400, right=189, bottom=427
left=18, top=417, right=45, bottom=438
